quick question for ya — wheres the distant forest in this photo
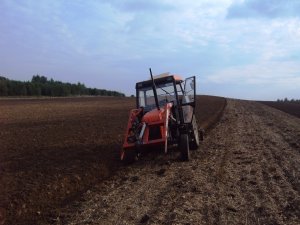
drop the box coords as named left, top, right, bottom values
left=0, top=75, right=125, bottom=97
left=277, top=98, right=300, bottom=103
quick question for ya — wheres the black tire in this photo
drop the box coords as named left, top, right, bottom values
left=122, top=150, right=139, bottom=164
left=190, top=117, right=200, bottom=150
left=199, top=128, right=204, bottom=141
left=180, top=134, right=190, bottom=161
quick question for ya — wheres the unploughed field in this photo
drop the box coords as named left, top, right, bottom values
left=0, top=96, right=225, bottom=225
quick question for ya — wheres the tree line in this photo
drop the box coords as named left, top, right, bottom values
left=277, top=98, right=300, bottom=103
left=0, top=75, right=125, bottom=97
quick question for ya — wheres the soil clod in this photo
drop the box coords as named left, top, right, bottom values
left=140, top=214, right=150, bottom=224
left=156, top=168, right=166, bottom=176
left=130, top=176, right=139, bottom=182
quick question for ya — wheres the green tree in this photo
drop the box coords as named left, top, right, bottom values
left=0, top=80, right=8, bottom=96
left=0, top=75, right=125, bottom=97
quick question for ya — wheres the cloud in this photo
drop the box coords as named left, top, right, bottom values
left=203, top=60, right=300, bottom=100
left=1, top=0, right=300, bottom=99
left=227, top=0, right=300, bottom=19
left=207, top=61, right=300, bottom=88
left=120, top=1, right=174, bottom=12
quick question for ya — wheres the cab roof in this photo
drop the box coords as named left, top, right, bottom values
left=135, top=73, right=183, bottom=89
left=151, top=72, right=183, bottom=82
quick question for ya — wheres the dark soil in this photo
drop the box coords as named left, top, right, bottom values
left=0, top=95, right=225, bottom=225
left=65, top=100, right=300, bottom=225
left=259, top=101, right=300, bottom=118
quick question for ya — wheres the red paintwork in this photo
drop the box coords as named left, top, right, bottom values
left=142, top=108, right=164, bottom=123
left=121, top=103, right=173, bottom=160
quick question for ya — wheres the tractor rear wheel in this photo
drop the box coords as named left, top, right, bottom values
left=190, top=116, right=200, bottom=150
left=180, top=134, right=190, bottom=161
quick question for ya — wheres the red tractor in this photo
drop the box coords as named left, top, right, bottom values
left=121, top=69, right=203, bottom=162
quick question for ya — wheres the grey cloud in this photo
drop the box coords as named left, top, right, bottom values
left=98, top=0, right=175, bottom=34
left=102, top=0, right=174, bottom=12
left=121, top=1, right=174, bottom=12
left=226, top=0, right=300, bottom=19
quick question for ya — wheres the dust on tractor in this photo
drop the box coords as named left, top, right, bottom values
left=121, top=69, right=203, bottom=162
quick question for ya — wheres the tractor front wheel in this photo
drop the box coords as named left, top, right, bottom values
left=190, top=117, right=200, bottom=150
left=122, top=150, right=139, bottom=164
left=180, top=134, right=190, bottom=161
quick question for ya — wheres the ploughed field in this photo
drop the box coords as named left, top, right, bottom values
left=259, top=101, right=300, bottom=119
left=0, top=96, right=225, bottom=225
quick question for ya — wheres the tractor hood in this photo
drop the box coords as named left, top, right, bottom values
left=142, top=108, right=165, bottom=123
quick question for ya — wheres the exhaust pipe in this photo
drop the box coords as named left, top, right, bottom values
left=149, top=68, right=160, bottom=111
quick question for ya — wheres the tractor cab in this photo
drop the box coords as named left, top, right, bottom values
left=122, top=70, right=201, bottom=162
left=136, top=73, right=196, bottom=124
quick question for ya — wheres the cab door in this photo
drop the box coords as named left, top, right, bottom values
left=181, top=76, right=196, bottom=123
left=182, top=76, right=196, bottom=107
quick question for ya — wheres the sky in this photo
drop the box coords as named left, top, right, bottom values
left=1, top=0, right=300, bottom=100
